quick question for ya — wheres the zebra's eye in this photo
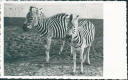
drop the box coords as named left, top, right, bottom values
left=29, top=17, right=34, bottom=20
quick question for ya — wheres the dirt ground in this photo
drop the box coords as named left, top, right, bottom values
left=4, top=18, right=103, bottom=76
left=5, top=56, right=103, bottom=76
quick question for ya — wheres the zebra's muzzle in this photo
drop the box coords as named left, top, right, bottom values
left=23, top=24, right=29, bottom=31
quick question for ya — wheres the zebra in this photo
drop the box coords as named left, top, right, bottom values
left=23, top=6, right=73, bottom=63
left=68, top=15, right=95, bottom=74
left=23, top=6, right=95, bottom=74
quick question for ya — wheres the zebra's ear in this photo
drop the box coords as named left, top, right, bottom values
left=38, top=8, right=44, bottom=15
left=74, top=15, right=79, bottom=21
left=69, top=14, right=79, bottom=23
left=29, top=6, right=38, bottom=13
left=29, top=6, right=34, bottom=12
left=69, top=14, right=73, bottom=22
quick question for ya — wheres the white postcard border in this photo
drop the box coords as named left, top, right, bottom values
left=0, top=1, right=127, bottom=79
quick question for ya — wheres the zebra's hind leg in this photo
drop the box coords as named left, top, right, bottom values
left=72, top=48, right=76, bottom=74
left=84, top=45, right=91, bottom=65
left=44, top=37, right=52, bottom=63
left=59, top=41, right=65, bottom=55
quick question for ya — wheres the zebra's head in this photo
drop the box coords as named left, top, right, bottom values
left=67, top=14, right=79, bottom=37
left=23, top=6, right=44, bottom=31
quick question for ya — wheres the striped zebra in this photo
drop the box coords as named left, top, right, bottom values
left=68, top=15, right=95, bottom=74
left=23, top=6, right=73, bottom=62
left=23, top=6, right=95, bottom=74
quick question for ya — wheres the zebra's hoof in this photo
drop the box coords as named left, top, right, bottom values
left=71, top=72, right=76, bottom=75
left=59, top=52, right=61, bottom=55
left=46, top=59, right=49, bottom=63
left=45, top=62, right=50, bottom=67
left=80, top=71, right=84, bottom=74
left=85, top=62, right=90, bottom=65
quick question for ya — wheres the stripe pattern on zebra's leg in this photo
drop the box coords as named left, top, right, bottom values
left=59, top=41, right=65, bottom=55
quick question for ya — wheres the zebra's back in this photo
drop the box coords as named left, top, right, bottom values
left=47, top=13, right=70, bottom=39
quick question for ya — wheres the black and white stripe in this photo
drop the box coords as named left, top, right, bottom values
left=23, top=7, right=95, bottom=74
left=69, top=16, right=95, bottom=74
left=23, top=6, right=73, bottom=63
left=72, top=19, right=95, bottom=48
left=35, top=13, right=71, bottom=39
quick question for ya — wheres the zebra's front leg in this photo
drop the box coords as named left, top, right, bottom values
left=80, top=48, right=84, bottom=74
left=45, top=37, right=52, bottom=63
left=59, top=41, right=65, bottom=54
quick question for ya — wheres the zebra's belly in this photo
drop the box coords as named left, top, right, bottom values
left=51, top=36, right=65, bottom=40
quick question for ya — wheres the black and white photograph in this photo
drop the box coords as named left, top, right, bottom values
left=4, top=2, right=103, bottom=76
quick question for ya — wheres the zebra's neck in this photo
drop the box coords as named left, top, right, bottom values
left=35, top=17, right=49, bottom=37
left=72, top=30, right=83, bottom=48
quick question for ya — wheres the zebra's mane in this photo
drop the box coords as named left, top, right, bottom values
left=48, top=13, right=68, bottom=20
left=37, top=13, right=69, bottom=26
left=52, top=13, right=67, bottom=17
left=78, top=19, right=88, bottom=27
left=38, top=13, right=67, bottom=20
